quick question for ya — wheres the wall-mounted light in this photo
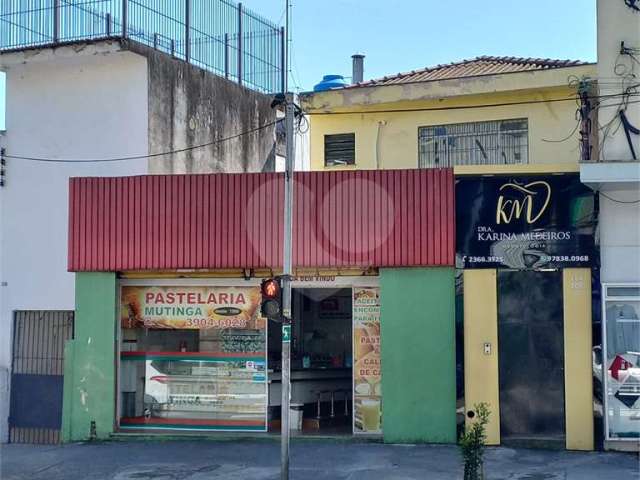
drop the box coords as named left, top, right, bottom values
left=243, top=268, right=253, bottom=281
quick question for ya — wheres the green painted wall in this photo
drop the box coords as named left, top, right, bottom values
left=62, top=272, right=117, bottom=442
left=380, top=267, right=457, bottom=443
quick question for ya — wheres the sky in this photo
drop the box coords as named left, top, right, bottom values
left=242, top=0, right=597, bottom=92
left=0, top=0, right=597, bottom=130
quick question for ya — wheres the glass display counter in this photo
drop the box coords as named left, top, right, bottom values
left=118, top=284, right=268, bottom=432
left=120, top=352, right=267, bottom=431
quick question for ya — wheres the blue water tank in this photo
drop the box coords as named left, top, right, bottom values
left=313, top=74, right=347, bottom=92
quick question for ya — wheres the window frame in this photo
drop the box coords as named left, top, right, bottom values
left=324, top=132, right=356, bottom=167
left=601, top=282, right=640, bottom=442
left=417, top=118, right=529, bottom=168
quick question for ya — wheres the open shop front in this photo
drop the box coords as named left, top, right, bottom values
left=117, top=277, right=381, bottom=436
left=269, top=279, right=381, bottom=436
left=62, top=169, right=456, bottom=443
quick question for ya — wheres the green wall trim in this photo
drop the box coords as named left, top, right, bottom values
left=61, top=340, right=76, bottom=443
left=62, top=272, right=117, bottom=442
left=380, top=267, right=457, bottom=444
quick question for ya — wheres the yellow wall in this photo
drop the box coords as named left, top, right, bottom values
left=302, top=65, right=597, bottom=172
left=463, top=269, right=500, bottom=445
left=308, top=88, right=582, bottom=172
left=562, top=268, right=594, bottom=451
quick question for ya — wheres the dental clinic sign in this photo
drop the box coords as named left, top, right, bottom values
left=456, top=174, right=596, bottom=269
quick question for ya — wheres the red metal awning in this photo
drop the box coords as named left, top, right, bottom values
left=68, top=169, right=454, bottom=271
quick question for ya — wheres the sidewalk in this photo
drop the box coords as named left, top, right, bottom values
left=0, top=440, right=638, bottom=480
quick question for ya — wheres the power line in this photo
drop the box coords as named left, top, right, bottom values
left=599, top=191, right=640, bottom=205
left=4, top=119, right=282, bottom=163
left=5, top=93, right=639, bottom=164
left=541, top=121, right=581, bottom=143
left=305, top=92, right=640, bottom=116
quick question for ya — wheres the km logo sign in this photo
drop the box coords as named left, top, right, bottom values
left=496, top=181, right=552, bottom=225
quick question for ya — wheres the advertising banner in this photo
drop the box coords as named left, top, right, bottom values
left=456, top=175, right=596, bottom=270
left=121, top=285, right=264, bottom=331
left=353, top=287, right=382, bottom=435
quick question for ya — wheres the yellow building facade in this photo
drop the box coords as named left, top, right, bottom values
left=301, top=59, right=596, bottom=175
left=302, top=57, right=598, bottom=451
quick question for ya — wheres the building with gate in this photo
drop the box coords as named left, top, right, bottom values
left=63, top=169, right=457, bottom=444
left=0, top=0, right=284, bottom=444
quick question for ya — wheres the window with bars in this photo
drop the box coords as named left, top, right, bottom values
left=418, top=119, right=529, bottom=168
left=324, top=133, right=356, bottom=166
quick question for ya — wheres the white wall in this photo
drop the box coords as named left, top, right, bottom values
left=0, top=44, right=148, bottom=441
left=599, top=185, right=640, bottom=283
left=597, top=0, right=640, bottom=162
left=595, top=2, right=640, bottom=451
left=595, top=0, right=640, bottom=282
left=0, top=72, right=6, bottom=131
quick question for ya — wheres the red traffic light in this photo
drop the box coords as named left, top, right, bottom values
left=261, top=278, right=282, bottom=321
left=261, top=278, right=280, bottom=299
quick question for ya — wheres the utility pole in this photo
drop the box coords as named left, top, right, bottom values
left=280, top=94, right=294, bottom=480
left=281, top=1, right=294, bottom=477
left=578, top=79, right=593, bottom=162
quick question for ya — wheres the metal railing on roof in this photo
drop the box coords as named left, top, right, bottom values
left=0, top=0, right=285, bottom=94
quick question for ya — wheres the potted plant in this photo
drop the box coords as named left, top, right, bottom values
left=459, top=402, right=490, bottom=480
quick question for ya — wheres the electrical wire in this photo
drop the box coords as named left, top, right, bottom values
left=4, top=91, right=639, bottom=164
left=598, top=46, right=640, bottom=161
left=541, top=121, right=581, bottom=143
left=4, top=119, right=282, bottom=163
left=290, top=49, right=305, bottom=93
left=599, top=191, right=640, bottom=205
left=624, top=0, right=640, bottom=13
left=305, top=91, right=640, bottom=116
left=296, top=112, right=309, bottom=134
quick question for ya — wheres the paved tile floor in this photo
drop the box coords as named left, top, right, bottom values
left=1, top=440, right=638, bottom=480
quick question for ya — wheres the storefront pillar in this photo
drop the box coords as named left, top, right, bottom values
left=562, top=268, right=594, bottom=451
left=379, top=267, right=456, bottom=444
left=62, top=272, right=117, bottom=442
left=463, top=269, right=500, bottom=445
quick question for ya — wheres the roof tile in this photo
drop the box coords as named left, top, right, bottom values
left=346, top=56, right=590, bottom=89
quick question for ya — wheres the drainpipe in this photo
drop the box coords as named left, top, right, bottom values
left=375, top=120, right=387, bottom=169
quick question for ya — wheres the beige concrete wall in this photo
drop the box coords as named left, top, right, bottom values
left=597, top=0, right=640, bottom=161
left=307, top=87, right=587, bottom=171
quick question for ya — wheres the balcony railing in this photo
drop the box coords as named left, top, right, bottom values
left=0, top=0, right=285, bottom=93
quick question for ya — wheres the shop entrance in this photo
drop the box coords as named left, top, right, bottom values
left=497, top=271, right=565, bottom=446
left=269, top=288, right=354, bottom=435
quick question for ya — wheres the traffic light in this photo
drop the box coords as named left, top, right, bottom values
left=261, top=277, right=282, bottom=321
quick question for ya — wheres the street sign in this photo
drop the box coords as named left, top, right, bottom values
left=282, top=324, right=291, bottom=343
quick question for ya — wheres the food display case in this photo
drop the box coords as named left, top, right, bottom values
left=118, top=284, right=268, bottom=432
left=120, top=352, right=267, bottom=431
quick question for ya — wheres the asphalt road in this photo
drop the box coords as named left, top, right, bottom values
left=1, top=440, right=638, bottom=480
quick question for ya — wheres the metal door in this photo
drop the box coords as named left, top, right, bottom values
left=9, top=311, right=74, bottom=444
left=498, top=271, right=565, bottom=445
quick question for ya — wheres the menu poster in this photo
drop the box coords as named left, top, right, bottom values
left=353, top=287, right=382, bottom=435
left=121, top=286, right=264, bottom=331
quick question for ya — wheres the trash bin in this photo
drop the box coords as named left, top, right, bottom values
left=290, top=403, right=304, bottom=431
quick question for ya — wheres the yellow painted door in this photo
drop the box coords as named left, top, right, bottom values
left=463, top=269, right=500, bottom=445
